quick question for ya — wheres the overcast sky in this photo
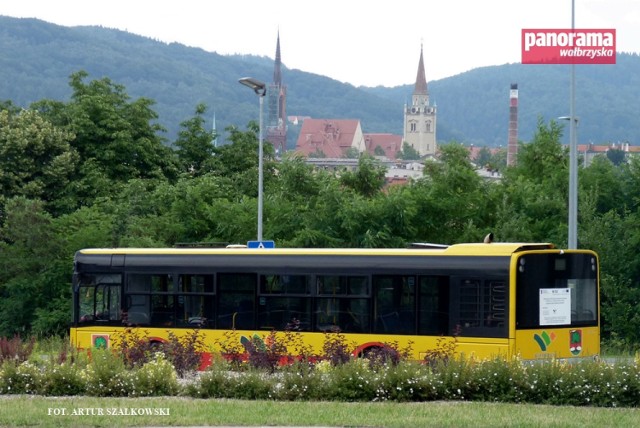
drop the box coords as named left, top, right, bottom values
left=2, top=0, right=639, bottom=87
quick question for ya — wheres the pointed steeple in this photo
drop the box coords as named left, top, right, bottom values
left=273, top=30, right=282, bottom=86
left=404, top=42, right=436, bottom=158
left=267, top=29, right=287, bottom=155
left=414, top=43, right=428, bottom=95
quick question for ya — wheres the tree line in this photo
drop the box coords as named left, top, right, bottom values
left=1, top=71, right=639, bottom=348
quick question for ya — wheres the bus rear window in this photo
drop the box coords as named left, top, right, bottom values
left=516, top=253, right=598, bottom=328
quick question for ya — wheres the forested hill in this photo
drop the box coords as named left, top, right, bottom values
left=1, top=15, right=639, bottom=147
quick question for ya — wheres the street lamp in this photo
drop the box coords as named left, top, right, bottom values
left=239, top=77, right=267, bottom=241
left=564, top=0, right=578, bottom=250
left=559, top=115, right=578, bottom=250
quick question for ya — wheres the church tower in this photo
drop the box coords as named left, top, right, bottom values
left=403, top=44, right=437, bottom=157
left=267, top=31, right=287, bottom=155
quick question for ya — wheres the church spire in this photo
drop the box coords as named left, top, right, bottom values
left=273, top=30, right=282, bottom=86
left=414, top=43, right=428, bottom=95
left=404, top=42, right=437, bottom=158
left=267, top=29, right=287, bottom=155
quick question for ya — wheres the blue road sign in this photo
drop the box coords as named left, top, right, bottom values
left=247, top=240, right=276, bottom=249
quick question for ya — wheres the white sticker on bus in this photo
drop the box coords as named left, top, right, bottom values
left=539, top=288, right=571, bottom=325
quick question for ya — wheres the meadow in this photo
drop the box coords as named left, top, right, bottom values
left=1, top=396, right=640, bottom=427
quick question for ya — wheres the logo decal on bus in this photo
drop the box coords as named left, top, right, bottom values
left=533, top=331, right=556, bottom=351
left=569, top=329, right=582, bottom=355
left=91, top=334, right=110, bottom=349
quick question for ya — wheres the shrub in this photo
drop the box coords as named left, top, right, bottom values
left=0, top=335, right=35, bottom=364
left=110, top=328, right=155, bottom=369
left=244, top=332, right=287, bottom=372
left=214, top=330, right=246, bottom=369
left=280, top=327, right=314, bottom=364
left=274, top=362, right=328, bottom=400
left=325, top=358, right=377, bottom=401
left=128, top=352, right=179, bottom=397
left=193, top=364, right=275, bottom=400
left=190, top=360, right=235, bottom=398
left=163, top=330, right=206, bottom=377
left=423, top=334, right=458, bottom=368
left=38, top=360, right=86, bottom=396
left=0, top=360, right=41, bottom=394
left=466, top=357, right=528, bottom=403
left=364, top=344, right=404, bottom=370
left=429, top=357, right=474, bottom=400
left=111, top=328, right=206, bottom=377
left=322, top=331, right=353, bottom=366
left=82, top=348, right=131, bottom=396
left=53, top=337, right=84, bottom=366
left=522, top=358, right=569, bottom=405
left=229, top=369, right=275, bottom=400
left=375, top=361, right=425, bottom=402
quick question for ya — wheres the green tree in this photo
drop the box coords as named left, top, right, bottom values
left=210, top=123, right=276, bottom=198
left=497, top=118, right=568, bottom=244
left=344, top=147, right=360, bottom=159
left=487, top=147, right=507, bottom=172
left=397, top=142, right=420, bottom=160
left=474, top=146, right=492, bottom=168
left=36, top=71, right=180, bottom=208
left=606, top=148, right=626, bottom=166
left=339, top=154, right=387, bottom=198
left=580, top=155, right=626, bottom=215
left=174, top=103, right=216, bottom=175
left=0, top=100, right=20, bottom=115
left=620, top=156, right=640, bottom=211
left=0, top=198, right=69, bottom=336
left=509, top=117, right=566, bottom=184
left=414, top=142, right=492, bottom=244
left=579, top=199, right=640, bottom=346
left=265, top=155, right=338, bottom=245
left=0, top=109, right=78, bottom=215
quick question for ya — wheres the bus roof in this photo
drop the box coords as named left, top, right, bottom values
left=76, top=242, right=556, bottom=258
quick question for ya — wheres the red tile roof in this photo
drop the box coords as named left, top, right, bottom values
left=295, top=119, right=362, bottom=157
left=364, top=133, right=403, bottom=159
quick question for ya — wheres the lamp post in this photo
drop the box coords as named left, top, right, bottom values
left=559, top=114, right=578, bottom=250
left=566, top=0, right=578, bottom=249
left=239, top=77, right=267, bottom=241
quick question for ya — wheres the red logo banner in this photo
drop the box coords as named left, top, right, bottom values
left=522, top=29, right=616, bottom=64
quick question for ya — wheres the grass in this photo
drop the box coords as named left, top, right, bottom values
left=0, top=396, right=639, bottom=427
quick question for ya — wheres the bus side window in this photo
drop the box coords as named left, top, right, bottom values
left=218, top=273, right=256, bottom=330
left=418, top=276, right=449, bottom=336
left=373, top=275, right=415, bottom=335
left=78, top=274, right=122, bottom=323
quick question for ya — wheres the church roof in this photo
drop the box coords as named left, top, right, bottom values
left=273, top=30, right=282, bottom=85
left=414, top=44, right=428, bottom=95
left=295, top=119, right=362, bottom=157
left=364, top=133, right=403, bottom=159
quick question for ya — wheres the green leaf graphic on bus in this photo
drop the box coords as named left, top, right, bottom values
left=569, top=329, right=582, bottom=355
left=240, top=334, right=266, bottom=352
left=533, top=331, right=556, bottom=351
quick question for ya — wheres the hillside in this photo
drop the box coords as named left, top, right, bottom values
left=1, top=16, right=639, bottom=148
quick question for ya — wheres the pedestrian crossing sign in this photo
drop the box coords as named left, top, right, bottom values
left=247, top=240, right=276, bottom=249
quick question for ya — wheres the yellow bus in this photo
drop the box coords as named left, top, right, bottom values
left=70, top=242, right=600, bottom=362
